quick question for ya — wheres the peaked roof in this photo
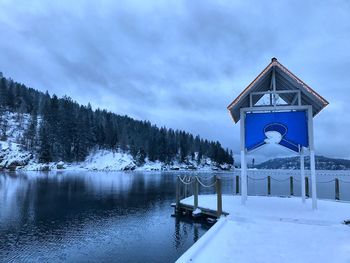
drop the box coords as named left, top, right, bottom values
left=227, top=58, right=329, bottom=123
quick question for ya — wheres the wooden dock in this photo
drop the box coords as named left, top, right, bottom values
left=171, top=201, right=229, bottom=219
left=176, top=195, right=350, bottom=263
left=172, top=175, right=228, bottom=219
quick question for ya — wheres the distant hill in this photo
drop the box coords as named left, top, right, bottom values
left=255, top=155, right=350, bottom=170
left=0, top=72, right=233, bottom=170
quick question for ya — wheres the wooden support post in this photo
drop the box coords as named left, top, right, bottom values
left=335, top=178, right=340, bottom=200
left=240, top=109, right=247, bottom=204
left=310, top=150, right=317, bottom=209
left=176, top=176, right=180, bottom=211
left=305, top=177, right=309, bottom=198
left=300, top=150, right=306, bottom=203
left=267, top=176, right=271, bottom=195
left=241, top=150, right=247, bottom=203
left=236, top=175, right=240, bottom=194
left=216, top=177, right=222, bottom=218
left=290, top=176, right=294, bottom=196
left=194, top=178, right=199, bottom=209
left=308, top=106, right=317, bottom=210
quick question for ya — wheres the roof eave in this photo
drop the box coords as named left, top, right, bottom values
left=227, top=59, right=329, bottom=123
left=227, top=60, right=275, bottom=111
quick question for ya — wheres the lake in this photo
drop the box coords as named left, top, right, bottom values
left=1, top=170, right=349, bottom=263
left=0, top=171, right=211, bottom=263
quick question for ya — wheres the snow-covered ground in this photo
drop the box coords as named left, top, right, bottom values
left=0, top=145, right=232, bottom=171
left=0, top=111, right=232, bottom=171
left=0, top=141, right=32, bottom=169
left=177, top=195, right=350, bottom=263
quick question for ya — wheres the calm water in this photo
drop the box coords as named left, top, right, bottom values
left=1, top=170, right=349, bottom=263
left=0, top=172, right=211, bottom=263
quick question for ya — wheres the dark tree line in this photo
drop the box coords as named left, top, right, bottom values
left=0, top=74, right=234, bottom=165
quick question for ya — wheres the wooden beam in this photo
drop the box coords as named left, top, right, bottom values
left=272, top=67, right=277, bottom=107
left=240, top=109, right=247, bottom=204
left=291, top=93, right=299, bottom=105
left=308, top=105, right=317, bottom=210
left=300, top=149, right=306, bottom=203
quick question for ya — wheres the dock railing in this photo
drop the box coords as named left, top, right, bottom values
left=176, top=175, right=222, bottom=218
left=233, top=169, right=350, bottom=201
left=174, top=171, right=350, bottom=218
left=246, top=175, right=350, bottom=200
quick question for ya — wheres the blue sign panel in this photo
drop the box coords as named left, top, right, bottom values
left=245, top=111, right=309, bottom=153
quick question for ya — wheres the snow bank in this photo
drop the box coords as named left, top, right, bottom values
left=182, top=195, right=350, bottom=224
left=0, top=111, right=233, bottom=171
left=6, top=149, right=232, bottom=172
left=177, top=196, right=350, bottom=263
left=77, top=150, right=136, bottom=171
left=0, top=141, right=32, bottom=169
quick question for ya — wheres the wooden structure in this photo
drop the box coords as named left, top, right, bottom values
left=227, top=58, right=328, bottom=210
left=173, top=175, right=227, bottom=219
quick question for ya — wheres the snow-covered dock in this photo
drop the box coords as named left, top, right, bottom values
left=176, top=195, right=350, bottom=263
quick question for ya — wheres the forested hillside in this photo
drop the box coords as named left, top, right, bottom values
left=255, top=155, right=350, bottom=170
left=0, top=73, right=233, bottom=167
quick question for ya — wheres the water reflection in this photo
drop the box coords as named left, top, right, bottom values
left=0, top=172, right=211, bottom=263
left=1, top=170, right=348, bottom=262
left=173, top=215, right=210, bottom=251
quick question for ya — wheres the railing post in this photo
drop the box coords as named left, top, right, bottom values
left=176, top=176, right=180, bottom=211
left=235, top=175, right=240, bottom=194
left=184, top=178, right=187, bottom=198
left=305, top=177, right=309, bottom=198
left=267, top=176, right=271, bottom=196
left=335, top=178, right=340, bottom=200
left=216, top=176, right=222, bottom=218
left=290, top=176, right=294, bottom=196
left=194, top=177, right=199, bottom=209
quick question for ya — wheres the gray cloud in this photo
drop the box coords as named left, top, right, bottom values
left=0, top=0, right=350, bottom=162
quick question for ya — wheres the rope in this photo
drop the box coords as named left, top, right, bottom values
left=247, top=176, right=268, bottom=181
left=197, top=175, right=216, bottom=181
left=270, top=177, right=290, bottom=182
left=195, top=176, right=217, bottom=188
left=178, top=176, right=193, bottom=185
left=338, top=179, right=350, bottom=184
left=317, top=179, right=336, bottom=184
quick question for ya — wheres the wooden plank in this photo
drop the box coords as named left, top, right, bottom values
left=176, top=202, right=229, bottom=217
left=235, top=175, right=240, bottom=194
left=290, top=176, right=294, bottom=196
left=335, top=178, right=340, bottom=200
left=216, top=177, right=222, bottom=218
left=194, top=179, right=199, bottom=209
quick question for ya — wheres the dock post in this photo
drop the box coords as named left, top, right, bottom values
left=176, top=176, right=180, bottom=212
left=300, top=149, right=306, bottom=203
left=305, top=177, right=309, bottom=198
left=290, top=176, right=294, bottom=196
left=235, top=175, right=239, bottom=194
left=216, top=176, right=222, bottom=218
left=267, top=176, right=271, bottom=196
left=335, top=178, right=340, bottom=200
left=194, top=177, right=199, bottom=209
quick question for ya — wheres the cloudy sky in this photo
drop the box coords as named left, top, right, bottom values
left=0, top=0, right=349, bottom=162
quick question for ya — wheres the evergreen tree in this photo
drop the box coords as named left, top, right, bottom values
left=23, top=111, right=37, bottom=151
left=0, top=109, right=8, bottom=140
left=0, top=74, right=234, bottom=165
left=38, top=121, right=52, bottom=163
